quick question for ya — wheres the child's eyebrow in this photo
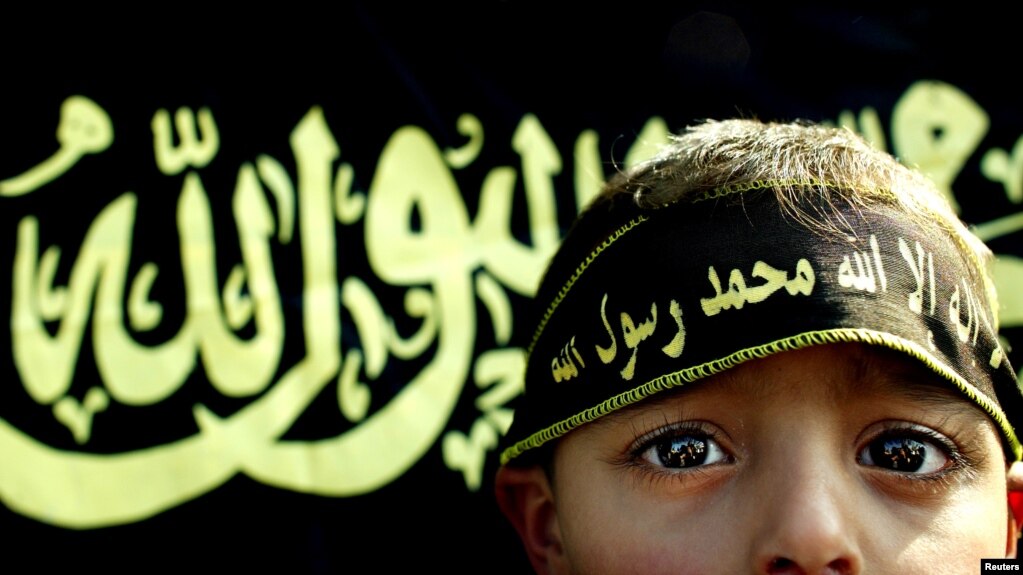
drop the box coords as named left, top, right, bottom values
left=840, top=346, right=994, bottom=424
left=867, top=369, right=994, bottom=424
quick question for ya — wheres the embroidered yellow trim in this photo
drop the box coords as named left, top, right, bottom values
left=690, top=178, right=891, bottom=203
left=526, top=215, right=649, bottom=356
left=501, top=327, right=1021, bottom=465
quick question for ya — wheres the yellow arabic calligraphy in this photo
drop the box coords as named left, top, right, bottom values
left=982, top=133, right=1023, bottom=204
left=551, top=336, right=585, bottom=382
left=898, top=237, right=936, bottom=316
left=0, top=95, right=113, bottom=197
left=620, top=303, right=657, bottom=381
left=661, top=299, right=685, bottom=358
left=595, top=295, right=685, bottom=377
left=891, top=81, right=989, bottom=214
left=12, top=163, right=286, bottom=406
left=152, top=107, right=220, bottom=176
left=442, top=347, right=524, bottom=491
left=0, top=110, right=325, bottom=523
left=700, top=259, right=815, bottom=316
left=837, top=235, right=887, bottom=293
left=949, top=281, right=980, bottom=345
left=596, top=293, right=618, bottom=364
left=1, top=98, right=745, bottom=525
left=53, top=387, right=109, bottom=444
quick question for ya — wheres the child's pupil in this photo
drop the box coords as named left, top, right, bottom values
left=657, top=436, right=708, bottom=468
left=872, top=438, right=927, bottom=471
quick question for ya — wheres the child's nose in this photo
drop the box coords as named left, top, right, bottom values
left=747, top=430, right=865, bottom=575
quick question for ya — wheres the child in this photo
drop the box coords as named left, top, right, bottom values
left=495, top=119, right=1023, bottom=574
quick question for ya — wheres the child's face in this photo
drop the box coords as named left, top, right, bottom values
left=548, top=343, right=1013, bottom=574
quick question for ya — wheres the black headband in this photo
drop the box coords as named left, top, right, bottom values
left=501, top=183, right=1022, bottom=465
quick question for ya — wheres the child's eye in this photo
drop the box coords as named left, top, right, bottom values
left=857, top=430, right=953, bottom=475
left=639, top=432, right=727, bottom=470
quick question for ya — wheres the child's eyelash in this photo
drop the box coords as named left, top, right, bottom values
left=860, top=422, right=981, bottom=487
left=628, top=421, right=715, bottom=457
left=604, top=420, right=733, bottom=488
left=611, top=419, right=986, bottom=492
left=611, top=420, right=730, bottom=472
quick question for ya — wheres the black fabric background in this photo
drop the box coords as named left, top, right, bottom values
left=1, top=5, right=1020, bottom=572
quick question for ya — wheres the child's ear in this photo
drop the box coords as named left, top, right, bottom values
left=1007, top=461, right=1023, bottom=558
left=495, top=465, right=568, bottom=574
